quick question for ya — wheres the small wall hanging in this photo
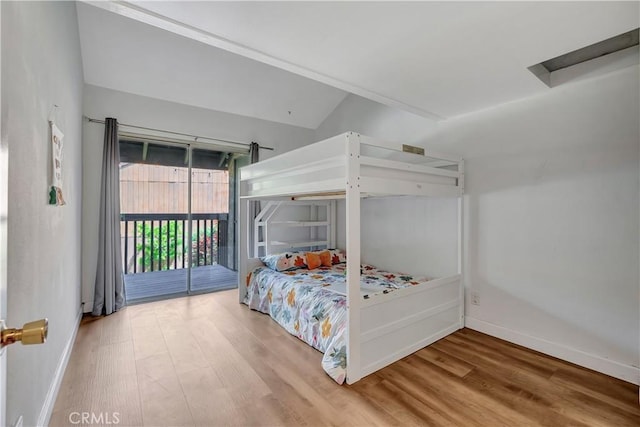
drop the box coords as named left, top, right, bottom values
left=49, top=120, right=66, bottom=205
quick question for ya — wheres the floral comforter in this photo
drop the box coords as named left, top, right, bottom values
left=243, top=263, right=427, bottom=384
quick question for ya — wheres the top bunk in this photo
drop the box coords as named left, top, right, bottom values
left=240, top=132, right=463, bottom=200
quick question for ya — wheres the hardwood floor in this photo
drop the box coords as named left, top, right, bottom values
left=50, top=290, right=639, bottom=426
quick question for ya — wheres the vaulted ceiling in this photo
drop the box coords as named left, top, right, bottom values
left=78, top=1, right=639, bottom=127
left=76, top=2, right=349, bottom=129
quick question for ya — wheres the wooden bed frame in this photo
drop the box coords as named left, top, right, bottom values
left=239, top=132, right=465, bottom=384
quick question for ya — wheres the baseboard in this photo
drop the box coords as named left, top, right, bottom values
left=37, top=307, right=83, bottom=426
left=465, top=316, right=640, bottom=385
left=82, top=300, right=93, bottom=313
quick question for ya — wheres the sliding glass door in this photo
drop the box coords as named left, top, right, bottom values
left=119, top=140, right=238, bottom=303
left=188, top=148, right=236, bottom=294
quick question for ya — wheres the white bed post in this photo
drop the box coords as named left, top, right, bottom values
left=238, top=197, right=250, bottom=303
left=458, top=160, right=465, bottom=328
left=346, top=132, right=362, bottom=384
left=329, top=200, right=337, bottom=249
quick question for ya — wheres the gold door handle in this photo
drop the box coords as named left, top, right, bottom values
left=1, top=318, right=48, bottom=347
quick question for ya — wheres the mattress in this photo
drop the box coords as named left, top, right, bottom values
left=243, top=262, right=428, bottom=384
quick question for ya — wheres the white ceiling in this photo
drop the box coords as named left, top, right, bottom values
left=76, top=2, right=349, bottom=129
left=79, top=1, right=639, bottom=124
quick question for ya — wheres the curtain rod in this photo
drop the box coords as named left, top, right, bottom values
left=84, top=116, right=274, bottom=151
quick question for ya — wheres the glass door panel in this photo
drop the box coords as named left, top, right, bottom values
left=119, top=140, right=189, bottom=303
left=189, top=148, right=236, bottom=293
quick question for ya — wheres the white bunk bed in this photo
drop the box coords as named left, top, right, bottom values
left=239, top=132, right=464, bottom=385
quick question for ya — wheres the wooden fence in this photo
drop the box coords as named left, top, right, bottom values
left=120, top=163, right=229, bottom=214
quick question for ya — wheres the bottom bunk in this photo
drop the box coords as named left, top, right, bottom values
left=243, top=251, right=463, bottom=384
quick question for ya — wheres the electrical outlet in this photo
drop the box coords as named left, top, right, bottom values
left=471, top=291, right=480, bottom=305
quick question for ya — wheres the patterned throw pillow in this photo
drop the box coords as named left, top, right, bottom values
left=328, top=249, right=347, bottom=264
left=261, top=249, right=346, bottom=271
left=260, top=252, right=307, bottom=271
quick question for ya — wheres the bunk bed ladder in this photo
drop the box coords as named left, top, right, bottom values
left=253, top=200, right=337, bottom=257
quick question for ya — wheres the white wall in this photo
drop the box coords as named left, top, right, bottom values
left=320, top=94, right=457, bottom=278
left=315, top=93, right=437, bottom=144
left=319, top=66, right=640, bottom=383
left=82, top=85, right=316, bottom=310
left=334, top=196, right=459, bottom=279
left=431, top=65, right=639, bottom=384
left=1, top=2, right=84, bottom=425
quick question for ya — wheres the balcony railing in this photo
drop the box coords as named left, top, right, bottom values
left=120, top=213, right=229, bottom=275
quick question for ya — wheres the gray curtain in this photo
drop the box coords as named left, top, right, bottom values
left=249, top=142, right=259, bottom=164
left=93, top=118, right=125, bottom=315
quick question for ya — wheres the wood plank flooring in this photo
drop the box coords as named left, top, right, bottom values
left=50, top=290, right=639, bottom=426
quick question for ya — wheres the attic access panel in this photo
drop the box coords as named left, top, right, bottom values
left=541, top=28, right=639, bottom=73
left=529, top=28, right=639, bottom=87
left=119, top=140, right=230, bottom=171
